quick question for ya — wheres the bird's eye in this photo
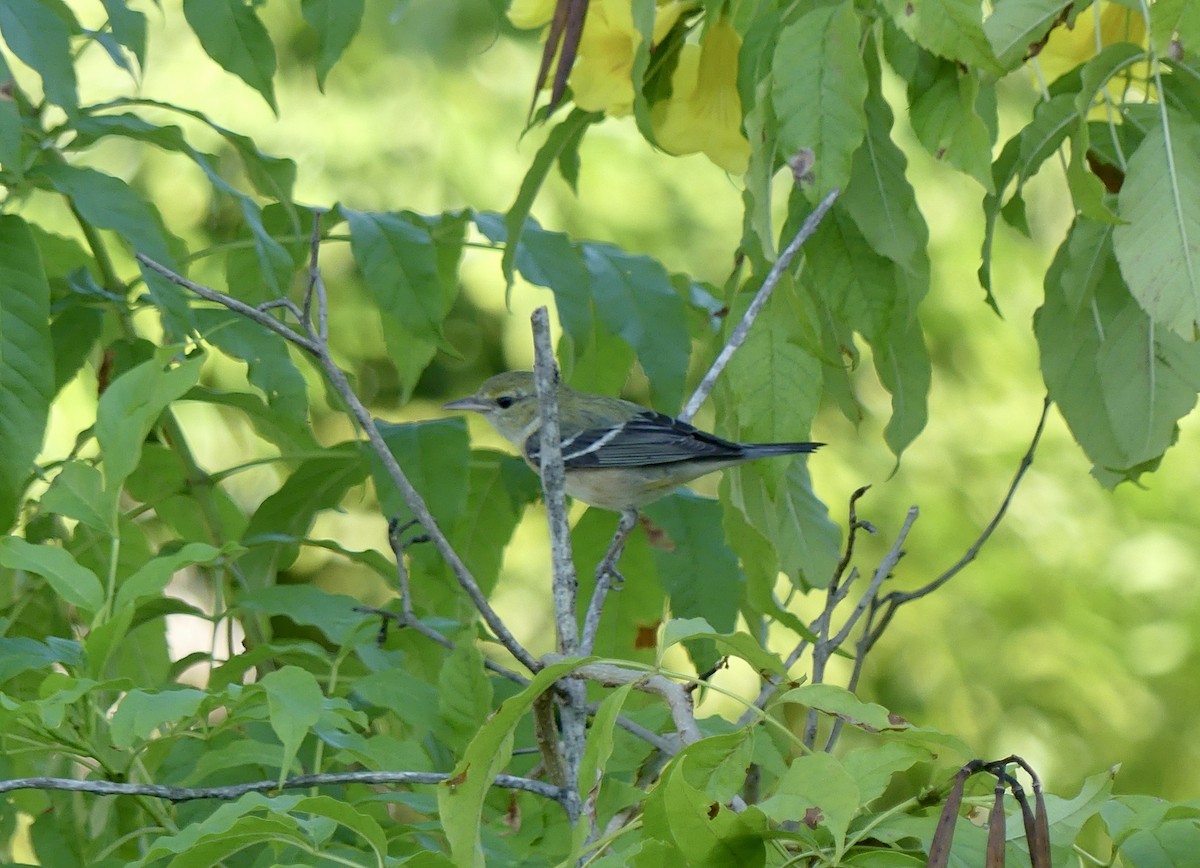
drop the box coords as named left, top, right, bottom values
left=495, top=395, right=515, bottom=409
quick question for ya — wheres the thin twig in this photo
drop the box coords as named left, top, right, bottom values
left=136, top=253, right=541, bottom=674
left=580, top=509, right=637, bottom=656
left=0, top=771, right=568, bottom=805
left=135, top=254, right=317, bottom=353
left=805, top=506, right=918, bottom=750
left=551, top=657, right=702, bottom=747
left=864, top=395, right=1051, bottom=652
left=832, top=398, right=1051, bottom=748
left=679, top=187, right=840, bottom=423
left=530, top=307, right=584, bottom=812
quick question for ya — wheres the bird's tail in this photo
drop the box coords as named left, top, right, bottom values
left=742, top=441, right=823, bottom=457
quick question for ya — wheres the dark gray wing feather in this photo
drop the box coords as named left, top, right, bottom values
left=526, top=411, right=746, bottom=468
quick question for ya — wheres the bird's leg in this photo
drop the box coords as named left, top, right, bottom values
left=597, top=509, right=638, bottom=589
left=580, top=509, right=638, bottom=654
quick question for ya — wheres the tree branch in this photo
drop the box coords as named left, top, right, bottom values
left=0, top=770, right=568, bottom=806
left=679, top=187, right=840, bottom=423
left=530, top=306, right=585, bottom=813
left=135, top=253, right=540, bottom=675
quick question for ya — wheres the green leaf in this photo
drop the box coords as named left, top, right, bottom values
left=0, top=636, right=81, bottom=684
left=501, top=109, right=601, bottom=291
left=195, top=309, right=308, bottom=422
left=135, top=793, right=306, bottom=863
left=69, top=111, right=296, bottom=294
left=882, top=0, right=1002, bottom=74
left=980, top=93, right=1077, bottom=300
left=776, top=684, right=912, bottom=733
left=772, top=1, right=868, bottom=196
left=41, top=461, right=111, bottom=533
left=0, top=536, right=104, bottom=614
left=33, top=163, right=191, bottom=334
left=115, top=542, right=233, bottom=611
left=300, top=0, right=364, bottom=90
left=95, top=353, right=206, bottom=495
left=725, top=453, right=840, bottom=590
left=723, top=290, right=822, bottom=445
left=110, top=687, right=207, bottom=750
left=842, top=51, right=931, bottom=286
left=437, top=640, right=493, bottom=753
left=643, top=494, right=744, bottom=671
left=0, top=0, right=79, bottom=109
left=579, top=243, right=690, bottom=412
left=182, top=0, right=277, bottom=113
left=1150, top=0, right=1200, bottom=56
left=1113, top=116, right=1200, bottom=337
left=238, top=444, right=365, bottom=583
left=259, top=665, right=324, bottom=782
left=184, top=386, right=319, bottom=453
left=643, top=747, right=768, bottom=865
left=1037, top=219, right=1200, bottom=482
left=908, top=65, right=995, bottom=189
left=572, top=507, right=664, bottom=662
left=101, top=0, right=147, bottom=70
left=984, top=0, right=1073, bottom=70
left=289, top=795, right=388, bottom=864
left=438, top=658, right=585, bottom=868
left=759, top=752, right=860, bottom=851
left=450, top=451, right=540, bottom=595
left=841, top=741, right=930, bottom=806
left=375, top=418, right=471, bottom=528
left=0, top=55, right=23, bottom=174
left=0, top=215, right=53, bottom=532
left=97, top=97, right=297, bottom=202
left=342, top=207, right=457, bottom=348
left=238, top=587, right=369, bottom=648
left=661, top=618, right=787, bottom=677
left=574, top=683, right=634, bottom=852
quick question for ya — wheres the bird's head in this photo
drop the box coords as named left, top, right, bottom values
left=443, top=371, right=542, bottom=444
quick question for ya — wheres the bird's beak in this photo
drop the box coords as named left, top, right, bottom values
left=443, top=395, right=490, bottom=412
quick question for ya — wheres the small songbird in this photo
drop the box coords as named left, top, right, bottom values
left=444, top=371, right=822, bottom=512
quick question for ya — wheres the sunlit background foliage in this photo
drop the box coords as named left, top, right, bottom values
left=9, top=0, right=1200, bottom=837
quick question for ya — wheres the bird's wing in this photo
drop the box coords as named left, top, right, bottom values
left=526, top=412, right=744, bottom=468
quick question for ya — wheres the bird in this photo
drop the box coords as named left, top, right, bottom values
left=444, top=371, right=822, bottom=513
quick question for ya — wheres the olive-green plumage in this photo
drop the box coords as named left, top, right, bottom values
left=444, top=371, right=822, bottom=512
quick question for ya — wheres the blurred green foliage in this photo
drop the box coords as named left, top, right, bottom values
left=1, top=0, right=1200, bottom=864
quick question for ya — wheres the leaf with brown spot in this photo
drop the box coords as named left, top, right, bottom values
left=640, top=515, right=674, bottom=551
left=802, top=806, right=824, bottom=828
left=634, top=620, right=661, bottom=649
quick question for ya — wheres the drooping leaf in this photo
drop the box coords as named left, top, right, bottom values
left=0, top=215, right=53, bottom=532
left=579, top=243, right=690, bottom=412
left=238, top=444, right=365, bottom=584
left=437, top=640, right=493, bottom=752
left=984, top=0, right=1073, bottom=70
left=0, top=0, right=79, bottom=109
left=95, top=352, right=206, bottom=512
left=110, top=687, right=207, bottom=749
left=1038, top=218, right=1200, bottom=483
left=882, top=0, right=1002, bottom=74
left=0, top=537, right=104, bottom=614
left=300, top=0, right=364, bottom=90
left=33, top=163, right=192, bottom=334
left=40, top=461, right=111, bottom=534
left=100, top=0, right=147, bottom=70
left=259, top=665, right=324, bottom=781
left=182, top=0, right=278, bottom=112
left=772, top=1, right=868, bottom=196
left=1112, top=116, right=1200, bottom=338
left=643, top=494, right=744, bottom=671
left=758, top=752, right=861, bottom=850
left=374, top=418, right=471, bottom=529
